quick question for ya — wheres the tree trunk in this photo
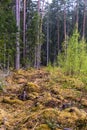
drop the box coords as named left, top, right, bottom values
left=57, top=17, right=60, bottom=55
left=76, top=0, right=79, bottom=30
left=34, top=46, right=37, bottom=67
left=47, top=7, right=49, bottom=66
left=35, top=0, right=41, bottom=69
left=64, top=2, right=67, bottom=55
left=82, top=0, right=86, bottom=40
left=4, top=35, right=6, bottom=71
left=23, top=0, right=26, bottom=62
left=15, top=0, right=20, bottom=70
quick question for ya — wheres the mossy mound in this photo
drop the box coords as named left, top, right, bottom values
left=36, top=124, right=51, bottom=130
left=28, top=92, right=39, bottom=100
left=17, top=78, right=27, bottom=84
left=27, top=82, right=40, bottom=92
left=18, top=82, right=40, bottom=100
left=2, top=97, right=23, bottom=105
left=19, top=82, right=40, bottom=93
left=41, top=108, right=87, bottom=129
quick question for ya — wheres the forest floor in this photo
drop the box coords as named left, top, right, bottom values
left=0, top=67, right=87, bottom=130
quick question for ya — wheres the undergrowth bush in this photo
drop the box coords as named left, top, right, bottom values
left=58, top=29, right=87, bottom=75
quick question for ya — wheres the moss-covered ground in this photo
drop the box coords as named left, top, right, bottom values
left=0, top=67, right=87, bottom=130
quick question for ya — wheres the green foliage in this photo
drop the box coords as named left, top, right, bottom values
left=0, top=0, right=16, bottom=69
left=46, top=119, right=58, bottom=129
left=46, top=62, right=56, bottom=73
left=58, top=29, right=87, bottom=75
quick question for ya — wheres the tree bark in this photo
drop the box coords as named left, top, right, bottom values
left=4, top=34, right=6, bottom=71
left=82, top=0, right=86, bottom=40
left=76, top=0, right=79, bottom=30
left=23, top=0, right=26, bottom=62
left=57, top=18, right=60, bottom=53
left=15, top=0, right=20, bottom=70
left=35, top=0, right=42, bottom=69
left=47, top=7, right=49, bottom=66
left=64, top=1, right=67, bottom=55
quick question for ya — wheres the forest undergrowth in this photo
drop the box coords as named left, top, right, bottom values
left=0, top=67, right=87, bottom=130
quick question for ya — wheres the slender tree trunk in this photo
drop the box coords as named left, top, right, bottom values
left=64, top=5, right=66, bottom=42
left=23, top=0, right=26, bottom=62
left=57, top=18, right=60, bottom=54
left=4, top=35, right=6, bottom=71
left=7, top=55, right=9, bottom=72
left=15, top=0, right=20, bottom=70
left=64, top=2, right=67, bottom=55
left=47, top=8, right=49, bottom=66
left=82, top=0, right=86, bottom=40
left=37, top=44, right=41, bottom=68
left=37, top=17, right=42, bottom=69
left=34, top=46, right=37, bottom=67
left=36, top=0, right=41, bottom=69
left=76, top=0, right=79, bottom=30
left=34, top=0, right=44, bottom=68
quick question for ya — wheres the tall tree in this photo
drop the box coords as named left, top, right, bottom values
left=47, top=3, right=49, bottom=66
left=23, top=0, right=26, bottom=63
left=76, top=0, right=79, bottom=30
left=82, top=0, right=86, bottom=40
left=63, top=0, right=67, bottom=56
left=15, top=0, right=20, bottom=70
left=35, top=0, right=44, bottom=68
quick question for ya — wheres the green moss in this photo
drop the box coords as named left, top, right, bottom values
left=28, top=92, right=39, bottom=100
left=2, top=97, right=23, bottom=105
left=36, top=124, right=51, bottom=130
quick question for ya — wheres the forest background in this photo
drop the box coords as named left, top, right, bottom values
left=0, top=0, right=87, bottom=75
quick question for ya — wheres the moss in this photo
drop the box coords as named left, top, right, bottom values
left=2, top=97, right=23, bottom=105
left=55, top=128, right=62, bottom=130
left=17, top=69, right=26, bottom=75
left=28, top=92, right=39, bottom=100
left=38, top=92, right=52, bottom=104
left=1, top=68, right=87, bottom=129
left=21, top=128, right=28, bottom=130
left=65, top=107, right=87, bottom=119
left=81, top=99, right=87, bottom=107
left=45, top=98, right=61, bottom=108
left=18, top=82, right=40, bottom=94
left=17, top=78, right=27, bottom=84
left=75, top=118, right=87, bottom=130
left=36, top=124, right=51, bottom=130
left=31, top=104, right=44, bottom=112
left=42, top=108, right=60, bottom=120
left=27, top=82, right=40, bottom=92
left=58, top=111, right=77, bottom=127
